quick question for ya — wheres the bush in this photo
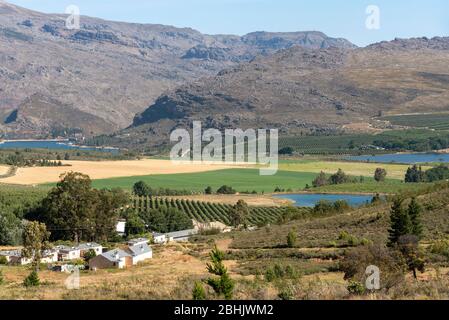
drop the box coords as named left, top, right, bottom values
left=374, top=168, right=387, bottom=182
left=340, top=244, right=405, bottom=290
left=23, top=271, right=40, bottom=287
left=0, top=256, right=8, bottom=265
left=287, top=230, right=297, bottom=248
left=217, top=185, right=236, bottom=195
left=0, top=270, right=3, bottom=285
left=429, top=239, right=449, bottom=258
left=205, top=186, right=213, bottom=195
left=192, top=281, right=206, bottom=300
left=347, top=281, right=366, bottom=295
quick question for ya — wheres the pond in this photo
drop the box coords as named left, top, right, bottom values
left=348, top=153, right=449, bottom=164
left=0, top=140, right=119, bottom=153
left=273, top=193, right=375, bottom=208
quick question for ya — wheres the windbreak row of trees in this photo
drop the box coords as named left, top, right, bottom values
left=405, top=164, right=449, bottom=183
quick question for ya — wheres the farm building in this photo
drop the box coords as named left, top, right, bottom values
left=126, top=242, right=153, bottom=265
left=89, top=249, right=132, bottom=270
left=0, top=249, right=57, bottom=265
left=152, top=233, right=167, bottom=244
left=152, top=229, right=198, bottom=244
left=55, top=246, right=81, bottom=261
left=116, top=219, right=126, bottom=235
left=77, top=243, right=103, bottom=256
left=89, top=239, right=153, bottom=270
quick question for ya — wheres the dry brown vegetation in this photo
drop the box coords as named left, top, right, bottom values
left=0, top=159, right=240, bottom=185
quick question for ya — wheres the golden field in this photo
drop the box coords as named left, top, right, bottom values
left=279, top=161, right=430, bottom=180
left=0, top=159, right=240, bottom=185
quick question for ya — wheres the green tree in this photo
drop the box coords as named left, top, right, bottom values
left=23, top=270, right=40, bottom=287
left=312, top=171, right=328, bottom=188
left=22, top=221, right=51, bottom=271
left=287, top=230, right=297, bottom=248
left=229, top=200, right=250, bottom=228
left=35, top=172, right=126, bottom=242
left=125, top=213, right=146, bottom=236
left=329, top=169, right=350, bottom=185
left=206, top=246, right=234, bottom=300
left=374, top=168, right=387, bottom=182
left=93, top=188, right=128, bottom=241
left=192, top=281, right=206, bottom=300
left=133, top=181, right=151, bottom=196
left=205, top=186, right=213, bottom=195
left=217, top=185, right=236, bottom=195
left=405, top=165, right=425, bottom=183
left=388, top=198, right=411, bottom=247
left=408, top=197, right=423, bottom=239
left=83, top=249, right=97, bottom=263
left=39, top=172, right=96, bottom=242
left=0, top=211, right=22, bottom=245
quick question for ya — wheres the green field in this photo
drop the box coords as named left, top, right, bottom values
left=131, top=196, right=290, bottom=225
left=279, top=129, right=449, bottom=154
left=313, top=180, right=432, bottom=194
left=90, top=169, right=318, bottom=193
left=381, top=114, right=449, bottom=130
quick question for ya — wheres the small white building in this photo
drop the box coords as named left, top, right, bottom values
left=152, top=233, right=167, bottom=244
left=151, top=229, right=198, bottom=244
left=0, top=250, right=31, bottom=265
left=41, top=250, right=58, bottom=263
left=166, top=229, right=198, bottom=242
left=126, top=243, right=153, bottom=265
left=116, top=219, right=126, bottom=235
left=77, top=243, right=103, bottom=256
left=127, top=238, right=149, bottom=246
left=55, top=246, right=81, bottom=261
left=89, top=249, right=132, bottom=270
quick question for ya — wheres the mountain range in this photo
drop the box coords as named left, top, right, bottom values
left=1, top=1, right=448, bottom=147
left=0, top=1, right=354, bottom=139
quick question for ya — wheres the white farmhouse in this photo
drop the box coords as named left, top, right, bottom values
left=126, top=242, right=153, bottom=265
left=55, top=246, right=81, bottom=261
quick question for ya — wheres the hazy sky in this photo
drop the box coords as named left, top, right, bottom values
left=7, top=0, right=449, bottom=46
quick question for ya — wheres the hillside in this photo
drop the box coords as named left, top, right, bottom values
left=0, top=1, right=354, bottom=138
left=121, top=37, right=449, bottom=149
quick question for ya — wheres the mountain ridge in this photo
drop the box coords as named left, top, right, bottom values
left=0, top=1, right=355, bottom=139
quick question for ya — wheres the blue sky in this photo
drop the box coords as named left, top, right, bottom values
left=8, top=0, right=449, bottom=46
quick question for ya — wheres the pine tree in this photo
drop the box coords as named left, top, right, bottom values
left=388, top=198, right=411, bottom=246
left=192, top=281, right=206, bottom=300
left=206, top=246, right=234, bottom=300
left=23, top=270, right=40, bottom=287
left=408, top=197, right=423, bottom=239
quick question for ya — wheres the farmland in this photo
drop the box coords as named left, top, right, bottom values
left=279, top=160, right=419, bottom=180
left=131, top=196, right=291, bottom=225
left=279, top=129, right=449, bottom=154
left=0, top=159, right=238, bottom=185
left=90, top=169, right=318, bottom=193
left=381, top=113, right=449, bottom=130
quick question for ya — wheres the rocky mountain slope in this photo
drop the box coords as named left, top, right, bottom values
left=0, top=1, right=354, bottom=138
left=122, top=36, right=449, bottom=149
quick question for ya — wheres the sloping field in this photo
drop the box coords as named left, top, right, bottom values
left=0, top=159, right=239, bottom=185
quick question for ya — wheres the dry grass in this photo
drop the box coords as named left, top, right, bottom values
left=279, top=161, right=430, bottom=180
left=0, top=159, right=243, bottom=185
